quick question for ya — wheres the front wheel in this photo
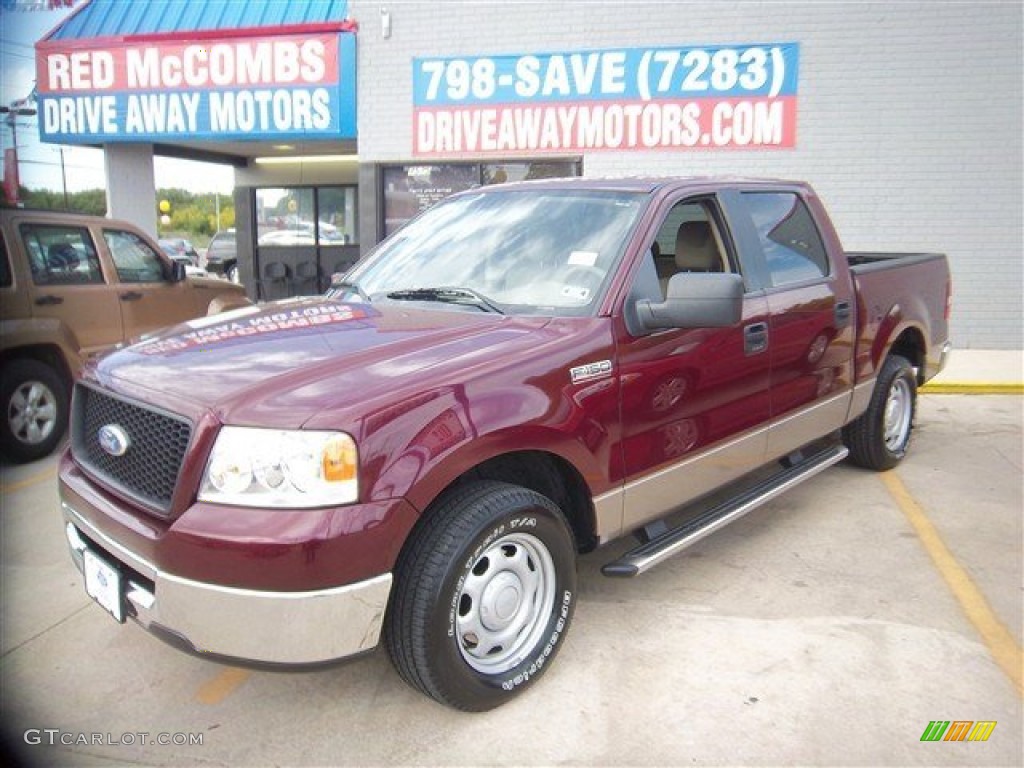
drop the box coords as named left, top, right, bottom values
left=843, top=354, right=917, bottom=470
left=385, top=481, right=577, bottom=711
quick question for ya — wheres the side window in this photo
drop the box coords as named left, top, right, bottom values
left=742, top=192, right=829, bottom=287
left=0, top=230, right=11, bottom=287
left=104, top=229, right=166, bottom=283
left=18, top=224, right=104, bottom=286
left=651, top=200, right=731, bottom=298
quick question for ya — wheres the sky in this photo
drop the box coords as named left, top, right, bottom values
left=0, top=2, right=235, bottom=195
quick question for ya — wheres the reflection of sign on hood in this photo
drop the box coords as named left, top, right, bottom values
left=136, top=303, right=373, bottom=355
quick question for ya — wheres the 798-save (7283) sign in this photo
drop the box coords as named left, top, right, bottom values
left=413, top=42, right=798, bottom=155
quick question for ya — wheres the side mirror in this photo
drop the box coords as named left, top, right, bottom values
left=169, top=259, right=187, bottom=283
left=637, top=272, right=744, bottom=331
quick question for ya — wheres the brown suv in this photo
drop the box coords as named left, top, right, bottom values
left=0, top=208, right=250, bottom=463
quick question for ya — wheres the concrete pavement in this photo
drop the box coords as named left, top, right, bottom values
left=0, top=393, right=1020, bottom=766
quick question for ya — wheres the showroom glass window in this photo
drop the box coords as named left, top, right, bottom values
left=382, top=160, right=580, bottom=236
left=255, top=187, right=359, bottom=247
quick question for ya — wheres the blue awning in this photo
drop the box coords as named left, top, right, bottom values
left=46, top=0, right=350, bottom=40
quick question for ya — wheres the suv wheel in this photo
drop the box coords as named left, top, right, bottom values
left=1, top=359, right=69, bottom=463
left=226, top=264, right=239, bottom=284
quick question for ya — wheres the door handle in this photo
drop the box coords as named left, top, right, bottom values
left=35, top=295, right=64, bottom=306
left=119, top=291, right=143, bottom=301
left=835, top=300, right=852, bottom=328
left=744, top=322, right=769, bottom=355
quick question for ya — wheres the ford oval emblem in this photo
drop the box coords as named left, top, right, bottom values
left=98, top=424, right=130, bottom=457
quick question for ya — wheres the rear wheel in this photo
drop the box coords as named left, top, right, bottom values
left=385, top=481, right=577, bottom=711
left=0, top=359, right=69, bottom=463
left=843, top=354, right=917, bottom=470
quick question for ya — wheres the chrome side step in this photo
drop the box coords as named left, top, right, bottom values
left=602, top=444, right=849, bottom=577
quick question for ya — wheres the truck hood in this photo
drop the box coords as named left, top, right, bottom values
left=95, top=297, right=549, bottom=428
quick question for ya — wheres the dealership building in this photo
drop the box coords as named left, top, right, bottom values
left=32, top=0, right=1022, bottom=349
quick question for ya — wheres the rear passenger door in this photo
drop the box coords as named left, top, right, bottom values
left=18, top=222, right=124, bottom=355
left=734, top=191, right=855, bottom=458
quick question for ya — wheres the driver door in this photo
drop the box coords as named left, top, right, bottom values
left=614, top=194, right=772, bottom=532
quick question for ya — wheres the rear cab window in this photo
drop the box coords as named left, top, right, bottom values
left=103, top=229, right=167, bottom=283
left=740, top=192, right=830, bottom=287
left=18, top=224, right=105, bottom=285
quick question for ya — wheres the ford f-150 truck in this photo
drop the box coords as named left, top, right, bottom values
left=59, top=178, right=951, bottom=711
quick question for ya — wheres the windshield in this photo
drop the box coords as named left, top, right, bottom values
left=341, top=188, right=647, bottom=316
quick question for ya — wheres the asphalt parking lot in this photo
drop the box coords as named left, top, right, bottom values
left=0, top=394, right=1020, bottom=767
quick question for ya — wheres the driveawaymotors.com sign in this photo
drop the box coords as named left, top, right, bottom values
left=413, top=42, right=798, bottom=155
left=35, top=31, right=356, bottom=143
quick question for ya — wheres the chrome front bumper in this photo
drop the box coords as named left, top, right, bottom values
left=63, top=503, right=392, bottom=665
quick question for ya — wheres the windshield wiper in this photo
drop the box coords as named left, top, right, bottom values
left=386, top=287, right=505, bottom=314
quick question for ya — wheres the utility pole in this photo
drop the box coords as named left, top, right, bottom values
left=1, top=101, right=38, bottom=207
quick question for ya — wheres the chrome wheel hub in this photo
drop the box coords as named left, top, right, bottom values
left=8, top=381, right=58, bottom=446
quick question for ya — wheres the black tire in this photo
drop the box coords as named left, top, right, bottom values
left=385, top=480, right=577, bottom=711
left=843, top=354, right=917, bottom=471
left=0, top=359, right=69, bottom=463
left=226, top=263, right=239, bottom=284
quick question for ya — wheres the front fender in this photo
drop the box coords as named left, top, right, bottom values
left=357, top=377, right=618, bottom=516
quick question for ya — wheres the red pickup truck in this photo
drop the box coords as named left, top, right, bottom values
left=59, top=178, right=951, bottom=711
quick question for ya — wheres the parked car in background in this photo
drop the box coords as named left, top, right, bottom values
left=205, top=229, right=238, bottom=282
left=158, top=237, right=199, bottom=266
left=0, top=208, right=251, bottom=463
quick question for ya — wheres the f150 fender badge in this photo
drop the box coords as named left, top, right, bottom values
left=570, top=359, right=613, bottom=384
left=98, top=424, right=130, bottom=457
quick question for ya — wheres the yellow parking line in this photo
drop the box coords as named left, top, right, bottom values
left=195, top=667, right=251, bottom=705
left=0, top=467, right=57, bottom=494
left=882, top=471, right=1022, bottom=695
left=922, top=383, right=1024, bottom=395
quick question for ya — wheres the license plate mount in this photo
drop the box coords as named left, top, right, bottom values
left=83, top=549, right=125, bottom=623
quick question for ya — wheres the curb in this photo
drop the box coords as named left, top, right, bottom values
left=922, top=383, right=1024, bottom=395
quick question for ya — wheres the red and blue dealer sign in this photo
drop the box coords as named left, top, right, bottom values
left=35, top=25, right=357, bottom=144
left=414, top=42, right=798, bottom=155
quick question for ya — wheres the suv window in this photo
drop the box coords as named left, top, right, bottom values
left=19, top=224, right=104, bottom=285
left=0, top=230, right=10, bottom=287
left=741, top=192, right=830, bottom=287
left=104, top=229, right=166, bottom=283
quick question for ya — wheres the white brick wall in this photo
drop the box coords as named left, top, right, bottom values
left=352, top=0, right=1022, bottom=349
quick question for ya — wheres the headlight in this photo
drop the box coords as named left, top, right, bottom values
left=199, top=427, right=358, bottom=508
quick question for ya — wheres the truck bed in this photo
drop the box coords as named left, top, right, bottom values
left=846, top=251, right=946, bottom=273
left=846, top=250, right=951, bottom=384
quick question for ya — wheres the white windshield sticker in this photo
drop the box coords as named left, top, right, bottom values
left=568, top=251, right=598, bottom=267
